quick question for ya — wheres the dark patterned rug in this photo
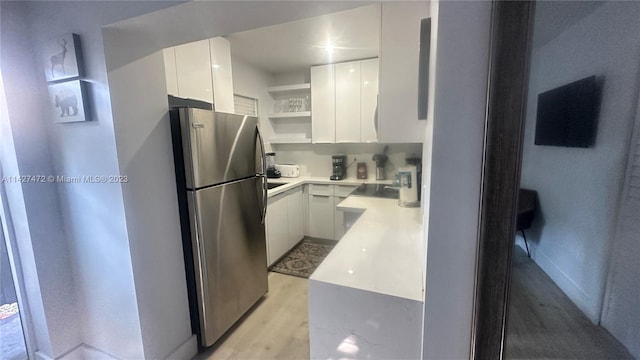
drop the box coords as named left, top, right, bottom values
left=270, top=238, right=337, bottom=278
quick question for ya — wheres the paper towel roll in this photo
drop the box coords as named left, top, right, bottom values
left=398, top=165, right=419, bottom=207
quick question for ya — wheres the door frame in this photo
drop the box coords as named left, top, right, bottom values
left=470, top=1, right=536, bottom=359
left=0, top=166, right=36, bottom=359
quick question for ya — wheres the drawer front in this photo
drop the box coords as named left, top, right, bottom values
left=308, top=183, right=333, bottom=196
left=335, top=185, right=358, bottom=197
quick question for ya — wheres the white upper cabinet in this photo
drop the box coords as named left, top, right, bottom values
left=311, top=58, right=379, bottom=144
left=311, top=64, right=336, bottom=143
left=209, top=37, right=235, bottom=113
left=163, top=48, right=179, bottom=96
left=360, top=58, right=379, bottom=143
left=379, top=2, right=430, bottom=143
left=164, top=37, right=235, bottom=111
left=335, top=62, right=361, bottom=143
left=174, top=39, right=213, bottom=103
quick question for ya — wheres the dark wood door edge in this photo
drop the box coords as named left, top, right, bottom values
left=471, top=1, right=536, bottom=359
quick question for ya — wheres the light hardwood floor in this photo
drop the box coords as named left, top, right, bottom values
left=506, top=247, right=633, bottom=359
left=195, top=249, right=631, bottom=360
left=195, top=272, right=309, bottom=360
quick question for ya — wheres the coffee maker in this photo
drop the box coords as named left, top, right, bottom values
left=330, top=155, right=347, bottom=180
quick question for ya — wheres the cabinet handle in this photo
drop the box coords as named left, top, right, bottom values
left=374, top=94, right=379, bottom=136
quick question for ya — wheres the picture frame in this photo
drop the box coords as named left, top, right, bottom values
left=47, top=80, right=90, bottom=123
left=43, top=33, right=84, bottom=82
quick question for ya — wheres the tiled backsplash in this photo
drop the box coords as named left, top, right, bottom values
left=271, top=143, right=422, bottom=180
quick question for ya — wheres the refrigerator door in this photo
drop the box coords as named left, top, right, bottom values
left=180, top=108, right=259, bottom=189
left=187, top=177, right=268, bottom=347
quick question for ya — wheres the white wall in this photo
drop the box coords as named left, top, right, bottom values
left=231, top=58, right=276, bottom=151
left=105, top=46, right=193, bottom=360
left=1, top=3, right=82, bottom=358
left=273, top=143, right=421, bottom=180
left=1, top=1, right=189, bottom=359
left=601, top=94, right=640, bottom=359
left=272, top=70, right=310, bottom=86
left=520, top=1, right=640, bottom=322
left=422, top=1, right=492, bottom=358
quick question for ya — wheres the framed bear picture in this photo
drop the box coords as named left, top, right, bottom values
left=47, top=80, right=90, bottom=123
left=44, top=33, right=84, bottom=82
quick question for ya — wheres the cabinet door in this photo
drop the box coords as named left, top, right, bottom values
left=308, top=194, right=335, bottom=240
left=175, top=39, right=213, bottom=103
left=311, top=64, right=336, bottom=143
left=286, top=188, right=304, bottom=248
left=379, top=2, right=429, bottom=143
left=163, top=48, right=179, bottom=96
left=266, top=194, right=288, bottom=266
left=335, top=61, right=361, bottom=143
left=209, top=37, right=235, bottom=113
left=360, top=58, right=379, bottom=143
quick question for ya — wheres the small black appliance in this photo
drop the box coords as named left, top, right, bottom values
left=330, top=155, right=347, bottom=180
left=266, top=152, right=281, bottom=178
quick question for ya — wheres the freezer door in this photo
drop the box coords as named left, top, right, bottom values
left=180, top=108, right=259, bottom=188
left=187, top=177, right=268, bottom=347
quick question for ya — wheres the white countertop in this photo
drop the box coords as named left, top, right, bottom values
left=310, top=196, right=425, bottom=302
left=266, top=176, right=391, bottom=198
left=266, top=176, right=424, bottom=302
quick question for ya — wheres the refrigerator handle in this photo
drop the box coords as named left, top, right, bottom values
left=257, top=128, right=268, bottom=224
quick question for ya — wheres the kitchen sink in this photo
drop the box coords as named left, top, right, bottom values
left=267, top=183, right=285, bottom=190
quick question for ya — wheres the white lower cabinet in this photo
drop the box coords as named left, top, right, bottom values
left=266, top=187, right=305, bottom=267
left=307, top=184, right=358, bottom=240
left=307, top=194, right=335, bottom=240
left=266, top=193, right=288, bottom=266
left=268, top=184, right=359, bottom=262
left=286, top=187, right=304, bottom=249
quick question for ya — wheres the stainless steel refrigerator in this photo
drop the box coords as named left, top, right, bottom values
left=170, top=103, right=268, bottom=348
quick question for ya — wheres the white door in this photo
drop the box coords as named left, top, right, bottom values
left=175, top=39, right=213, bottom=103
left=360, top=58, right=379, bottom=143
left=311, top=64, right=336, bottom=143
left=335, top=61, right=361, bottom=143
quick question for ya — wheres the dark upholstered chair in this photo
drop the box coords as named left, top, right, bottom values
left=516, top=189, right=538, bottom=257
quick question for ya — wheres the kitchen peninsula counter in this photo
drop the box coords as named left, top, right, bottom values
left=311, top=196, right=424, bottom=301
left=308, top=193, right=425, bottom=360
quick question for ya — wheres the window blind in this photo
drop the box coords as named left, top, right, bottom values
left=234, top=94, right=258, bottom=116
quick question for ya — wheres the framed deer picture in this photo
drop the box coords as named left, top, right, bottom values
left=44, top=33, right=84, bottom=82
left=47, top=80, right=90, bottom=123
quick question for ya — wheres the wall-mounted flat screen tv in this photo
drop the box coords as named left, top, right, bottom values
left=534, top=76, right=601, bottom=148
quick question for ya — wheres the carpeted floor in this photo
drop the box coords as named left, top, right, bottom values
left=270, top=238, right=337, bottom=278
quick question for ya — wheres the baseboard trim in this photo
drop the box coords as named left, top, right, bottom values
left=35, top=351, right=55, bottom=360
left=165, top=335, right=198, bottom=360
left=523, top=239, right=599, bottom=322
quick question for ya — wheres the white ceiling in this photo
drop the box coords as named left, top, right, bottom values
left=226, top=4, right=381, bottom=74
